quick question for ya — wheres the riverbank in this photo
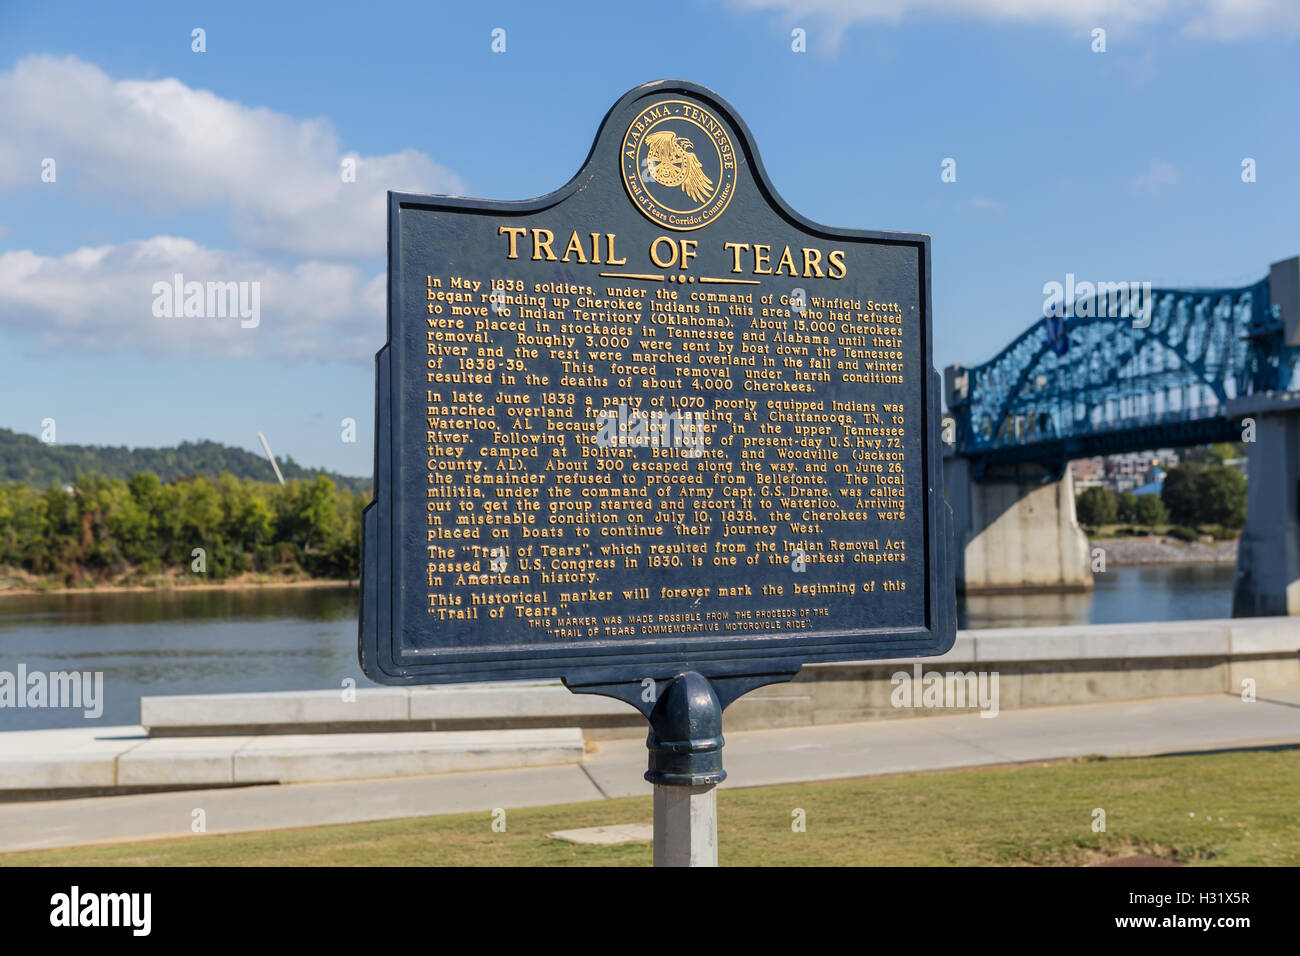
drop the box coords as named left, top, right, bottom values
left=0, top=568, right=355, bottom=598
left=1088, top=535, right=1236, bottom=566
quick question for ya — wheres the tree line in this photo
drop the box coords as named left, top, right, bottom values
left=0, top=472, right=369, bottom=585
left=1076, top=461, right=1246, bottom=535
left=0, top=428, right=371, bottom=495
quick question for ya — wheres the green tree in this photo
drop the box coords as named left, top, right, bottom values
left=1160, top=464, right=1203, bottom=525
left=1161, top=463, right=1247, bottom=529
left=1196, top=466, right=1247, bottom=530
left=0, top=470, right=368, bottom=585
left=1134, top=494, right=1169, bottom=527
left=1076, top=486, right=1117, bottom=526
left=0, top=427, right=371, bottom=494
left=1116, top=491, right=1139, bottom=524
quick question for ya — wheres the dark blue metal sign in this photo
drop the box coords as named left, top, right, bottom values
left=360, top=80, right=955, bottom=690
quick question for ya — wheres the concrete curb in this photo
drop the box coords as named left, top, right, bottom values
left=141, top=683, right=640, bottom=736
left=0, top=726, right=585, bottom=793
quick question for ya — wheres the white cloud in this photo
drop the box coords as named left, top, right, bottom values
left=1181, top=0, right=1300, bottom=38
left=956, top=196, right=1005, bottom=215
left=724, top=0, right=1300, bottom=39
left=0, top=55, right=466, bottom=260
left=0, top=237, right=385, bottom=362
left=1131, top=158, right=1180, bottom=194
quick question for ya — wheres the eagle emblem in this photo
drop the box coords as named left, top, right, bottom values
left=621, top=100, right=736, bottom=229
left=643, top=130, right=715, bottom=204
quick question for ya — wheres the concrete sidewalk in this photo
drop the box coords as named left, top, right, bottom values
left=1, top=685, right=1297, bottom=853
left=0, top=725, right=585, bottom=791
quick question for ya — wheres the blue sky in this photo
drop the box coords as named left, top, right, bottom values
left=1, top=0, right=1297, bottom=477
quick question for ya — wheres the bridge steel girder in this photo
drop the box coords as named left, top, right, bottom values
left=966, top=416, right=1244, bottom=481
left=947, top=273, right=1294, bottom=470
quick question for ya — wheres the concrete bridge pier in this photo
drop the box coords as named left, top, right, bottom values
left=943, top=455, right=1093, bottom=593
left=1230, top=393, right=1300, bottom=617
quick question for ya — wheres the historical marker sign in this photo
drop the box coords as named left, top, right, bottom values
left=360, top=80, right=955, bottom=688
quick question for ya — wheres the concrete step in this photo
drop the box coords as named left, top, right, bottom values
left=141, top=683, right=641, bottom=737
left=0, top=725, right=585, bottom=795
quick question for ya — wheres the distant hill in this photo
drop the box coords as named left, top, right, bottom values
left=0, top=428, right=371, bottom=494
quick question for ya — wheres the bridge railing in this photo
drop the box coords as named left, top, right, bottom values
left=946, top=263, right=1299, bottom=466
left=972, top=403, right=1226, bottom=452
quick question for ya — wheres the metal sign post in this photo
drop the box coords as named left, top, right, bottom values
left=568, top=668, right=796, bottom=866
left=647, top=673, right=723, bottom=867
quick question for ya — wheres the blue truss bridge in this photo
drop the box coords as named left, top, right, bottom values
left=941, top=256, right=1300, bottom=615
left=946, top=258, right=1300, bottom=478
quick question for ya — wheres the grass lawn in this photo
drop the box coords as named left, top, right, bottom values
left=1085, top=523, right=1169, bottom=541
left=4, top=750, right=1298, bottom=866
left=1084, top=524, right=1239, bottom=543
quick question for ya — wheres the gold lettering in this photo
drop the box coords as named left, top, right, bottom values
left=723, top=241, right=749, bottom=274
left=606, top=233, right=627, bottom=265
left=775, top=245, right=798, bottom=276
left=649, top=236, right=678, bottom=269
left=499, top=226, right=527, bottom=260
left=827, top=249, right=847, bottom=280
left=801, top=247, right=824, bottom=278
left=532, top=229, right=557, bottom=261
left=562, top=231, right=588, bottom=263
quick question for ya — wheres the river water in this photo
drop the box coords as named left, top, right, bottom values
left=0, top=564, right=1236, bottom=730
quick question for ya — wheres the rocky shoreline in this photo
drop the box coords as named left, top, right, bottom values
left=1090, top=536, right=1237, bottom=566
left=0, top=570, right=356, bottom=597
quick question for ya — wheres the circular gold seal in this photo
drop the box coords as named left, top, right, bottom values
left=621, top=99, right=737, bottom=231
